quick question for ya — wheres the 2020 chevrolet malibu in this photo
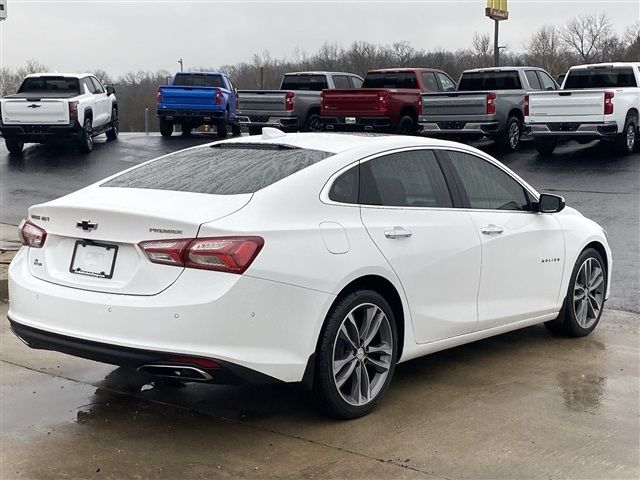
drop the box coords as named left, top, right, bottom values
left=8, top=128, right=611, bottom=418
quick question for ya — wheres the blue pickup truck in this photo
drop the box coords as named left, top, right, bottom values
left=156, top=71, right=240, bottom=137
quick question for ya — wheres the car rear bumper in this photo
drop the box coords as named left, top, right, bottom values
left=321, top=116, right=392, bottom=131
left=524, top=121, right=619, bottom=139
left=0, top=123, right=81, bottom=141
left=236, top=114, right=299, bottom=129
left=7, top=248, right=333, bottom=383
left=157, top=108, right=225, bottom=120
left=419, top=118, right=501, bottom=136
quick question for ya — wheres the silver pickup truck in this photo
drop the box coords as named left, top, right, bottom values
left=419, top=66, right=558, bottom=151
left=237, top=71, right=363, bottom=134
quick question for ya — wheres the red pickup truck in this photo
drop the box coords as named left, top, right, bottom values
left=320, top=68, right=457, bottom=134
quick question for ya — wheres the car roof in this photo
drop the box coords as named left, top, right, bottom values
left=367, top=68, right=443, bottom=74
left=24, top=73, right=92, bottom=79
left=463, top=66, right=541, bottom=74
left=569, top=62, right=640, bottom=70
left=286, top=71, right=360, bottom=76
left=179, top=71, right=225, bottom=76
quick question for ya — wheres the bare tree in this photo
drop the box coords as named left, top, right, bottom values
left=561, top=13, right=618, bottom=63
left=471, top=32, right=492, bottom=65
left=524, top=25, right=567, bottom=76
left=621, top=22, right=640, bottom=60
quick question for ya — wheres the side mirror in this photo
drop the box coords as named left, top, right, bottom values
left=106, top=85, right=116, bottom=96
left=537, top=193, right=565, bottom=213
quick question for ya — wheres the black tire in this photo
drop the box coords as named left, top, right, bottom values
left=395, top=115, right=416, bottom=135
left=304, top=112, right=322, bottom=132
left=159, top=118, right=173, bottom=137
left=614, top=116, right=637, bottom=155
left=77, top=117, right=94, bottom=153
left=5, top=137, right=24, bottom=155
left=498, top=116, right=522, bottom=152
left=313, top=290, right=398, bottom=419
left=535, top=137, right=557, bottom=155
left=248, top=126, right=262, bottom=136
left=217, top=111, right=229, bottom=138
left=181, top=124, right=192, bottom=136
left=544, top=248, right=607, bottom=337
left=231, top=123, right=242, bottom=136
left=105, top=107, right=118, bottom=141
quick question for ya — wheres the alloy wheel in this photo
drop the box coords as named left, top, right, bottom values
left=573, top=257, right=605, bottom=329
left=626, top=124, right=635, bottom=151
left=332, top=303, right=393, bottom=406
left=509, top=121, right=520, bottom=150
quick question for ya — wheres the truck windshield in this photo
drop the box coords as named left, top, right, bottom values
left=173, top=74, right=225, bottom=88
left=458, top=71, right=522, bottom=91
left=18, top=76, right=80, bottom=94
left=362, top=72, right=418, bottom=89
left=280, top=75, right=328, bottom=91
left=564, top=68, right=637, bottom=89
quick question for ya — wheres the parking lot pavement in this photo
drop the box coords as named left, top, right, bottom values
left=1, top=301, right=638, bottom=479
left=2, top=133, right=638, bottom=312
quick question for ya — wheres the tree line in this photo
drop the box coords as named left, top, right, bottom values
left=1, top=14, right=638, bottom=132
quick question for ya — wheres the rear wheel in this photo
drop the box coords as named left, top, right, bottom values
left=313, top=290, right=397, bottom=419
left=159, top=118, right=173, bottom=137
left=77, top=117, right=94, bottom=153
left=304, top=113, right=322, bottom=132
left=217, top=112, right=228, bottom=138
left=231, top=122, right=242, bottom=136
left=248, top=126, right=262, bottom=136
left=105, top=107, right=118, bottom=141
left=535, top=137, right=557, bottom=155
left=181, top=124, right=192, bottom=136
left=614, top=116, right=637, bottom=154
left=498, top=116, right=522, bottom=152
left=5, top=137, right=24, bottom=155
left=395, top=115, right=416, bottom=135
left=545, top=248, right=606, bottom=337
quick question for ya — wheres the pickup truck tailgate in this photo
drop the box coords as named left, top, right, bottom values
left=422, top=92, right=488, bottom=119
left=160, top=86, right=218, bottom=107
left=238, top=91, right=287, bottom=112
left=322, top=89, right=381, bottom=114
left=528, top=90, right=605, bottom=123
left=1, top=99, right=69, bottom=125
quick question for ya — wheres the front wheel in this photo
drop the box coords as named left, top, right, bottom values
left=535, top=137, right=557, bottom=155
left=105, top=107, right=118, bottom=141
left=614, top=116, right=637, bottom=154
left=77, top=117, right=93, bottom=153
left=231, top=123, right=242, bottom=136
left=159, top=118, right=173, bottom=137
left=5, top=137, right=24, bottom=155
left=313, top=290, right=397, bottom=419
left=498, top=116, right=522, bottom=152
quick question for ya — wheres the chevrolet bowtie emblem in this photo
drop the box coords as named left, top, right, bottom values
left=76, top=220, right=98, bottom=231
left=27, top=104, right=41, bottom=108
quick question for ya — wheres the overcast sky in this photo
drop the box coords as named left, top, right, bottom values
left=1, top=0, right=638, bottom=76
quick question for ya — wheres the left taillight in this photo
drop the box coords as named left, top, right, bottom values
left=18, top=219, right=47, bottom=248
left=138, top=236, right=264, bottom=274
left=69, top=101, right=79, bottom=124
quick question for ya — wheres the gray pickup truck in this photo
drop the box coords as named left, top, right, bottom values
left=237, top=71, right=363, bottom=135
left=419, top=66, right=558, bottom=151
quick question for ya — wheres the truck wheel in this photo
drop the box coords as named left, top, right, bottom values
left=181, top=124, right=192, bottom=136
left=396, top=116, right=416, bottom=135
left=159, top=118, right=173, bottom=137
left=248, top=126, right=262, bottom=136
left=217, top=119, right=228, bottom=138
left=231, top=123, right=242, bottom=136
left=106, top=107, right=118, bottom=141
left=304, top=113, right=322, bottom=132
left=5, top=137, right=25, bottom=155
left=614, top=116, right=637, bottom=155
left=78, top=117, right=94, bottom=153
left=535, top=138, right=557, bottom=155
left=498, top=116, right=522, bottom=152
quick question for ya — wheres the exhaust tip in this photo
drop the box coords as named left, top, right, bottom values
left=137, top=364, right=213, bottom=381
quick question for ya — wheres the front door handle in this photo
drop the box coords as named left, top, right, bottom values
left=384, top=227, right=413, bottom=239
left=481, top=224, right=504, bottom=235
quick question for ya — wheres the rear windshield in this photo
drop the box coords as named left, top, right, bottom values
left=280, top=75, right=328, bottom=91
left=458, top=71, right=522, bottom=91
left=102, top=145, right=332, bottom=195
left=363, top=72, right=419, bottom=89
left=564, top=67, right=637, bottom=89
left=18, top=76, right=80, bottom=94
left=173, top=74, right=225, bottom=88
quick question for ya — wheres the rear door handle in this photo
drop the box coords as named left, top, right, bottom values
left=481, top=224, right=504, bottom=235
left=384, top=227, right=413, bottom=239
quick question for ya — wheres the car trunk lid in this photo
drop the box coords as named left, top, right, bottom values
left=321, top=89, right=386, bottom=116
left=1, top=98, right=70, bottom=125
left=238, top=91, right=288, bottom=113
left=421, top=91, right=489, bottom=120
left=527, top=90, right=605, bottom=123
left=160, top=86, right=219, bottom=107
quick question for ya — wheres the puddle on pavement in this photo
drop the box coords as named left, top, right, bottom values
left=557, top=371, right=608, bottom=413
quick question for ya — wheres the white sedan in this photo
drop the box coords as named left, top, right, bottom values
left=8, top=129, right=611, bottom=418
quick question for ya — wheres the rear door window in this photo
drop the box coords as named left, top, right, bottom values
left=458, top=71, right=522, bottom=91
left=82, top=78, right=97, bottom=94
left=363, top=72, right=419, bottom=89
left=90, top=77, right=105, bottom=94
left=536, top=71, right=557, bottom=91
left=332, top=75, right=351, bottom=89
left=525, top=70, right=542, bottom=90
left=173, top=74, right=225, bottom=88
left=102, top=145, right=332, bottom=195
left=564, top=67, right=637, bottom=88
left=281, top=75, right=328, bottom=91
left=18, top=76, right=80, bottom=94
left=436, top=72, right=456, bottom=92
left=421, top=72, right=438, bottom=92
left=349, top=76, right=363, bottom=88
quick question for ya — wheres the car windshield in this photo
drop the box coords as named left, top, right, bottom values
left=458, top=71, right=522, bottom=91
left=18, top=76, right=81, bottom=94
left=362, top=72, right=419, bottom=89
left=101, top=144, right=333, bottom=195
left=563, top=67, right=637, bottom=89
left=173, top=74, right=225, bottom=88
left=280, top=75, right=328, bottom=91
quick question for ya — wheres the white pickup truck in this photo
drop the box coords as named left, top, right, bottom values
left=525, top=62, right=640, bottom=154
left=0, top=73, right=118, bottom=154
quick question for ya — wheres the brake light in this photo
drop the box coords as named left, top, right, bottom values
left=18, top=219, right=47, bottom=248
left=156, top=87, right=162, bottom=105
left=486, top=92, right=496, bottom=115
left=604, top=91, right=614, bottom=115
left=285, top=91, right=295, bottom=111
left=139, top=236, right=264, bottom=274
left=524, top=94, right=530, bottom=117
left=215, top=90, right=223, bottom=105
left=378, top=91, right=389, bottom=111
left=69, top=101, right=79, bottom=124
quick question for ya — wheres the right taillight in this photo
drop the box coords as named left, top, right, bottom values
left=486, top=92, right=496, bottom=115
left=378, top=91, right=389, bottom=111
left=139, top=236, right=264, bottom=274
left=156, top=87, right=162, bottom=105
left=18, top=219, right=47, bottom=248
left=524, top=94, right=530, bottom=117
left=604, top=91, right=614, bottom=115
left=69, top=101, right=79, bottom=124
left=285, top=91, right=295, bottom=111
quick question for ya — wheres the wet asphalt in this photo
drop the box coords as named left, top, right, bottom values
left=1, top=132, right=638, bottom=312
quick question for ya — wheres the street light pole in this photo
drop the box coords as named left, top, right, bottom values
left=178, top=58, right=183, bottom=72
left=494, top=19, right=499, bottom=67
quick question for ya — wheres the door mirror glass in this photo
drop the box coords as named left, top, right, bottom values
left=538, top=193, right=565, bottom=213
left=106, top=85, right=116, bottom=96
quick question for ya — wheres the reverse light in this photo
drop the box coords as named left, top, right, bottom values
left=285, top=91, right=295, bottom=111
left=377, top=91, right=389, bottom=111
left=524, top=94, right=530, bottom=117
left=486, top=92, right=496, bottom=115
left=604, top=91, right=614, bottom=115
left=139, top=236, right=264, bottom=274
left=18, top=219, right=47, bottom=248
left=156, top=87, right=162, bottom=105
left=215, top=90, right=223, bottom=105
left=69, top=101, right=79, bottom=124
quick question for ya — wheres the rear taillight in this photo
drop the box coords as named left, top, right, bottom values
left=139, top=236, right=264, bottom=274
left=156, top=87, right=162, bottom=105
left=215, top=90, right=223, bottom=105
left=69, top=101, right=79, bottom=124
left=378, top=91, right=389, bottom=111
left=524, top=94, right=530, bottom=117
left=285, top=91, right=295, bottom=111
left=18, top=219, right=47, bottom=248
left=486, top=92, right=496, bottom=115
left=604, top=91, right=614, bottom=115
